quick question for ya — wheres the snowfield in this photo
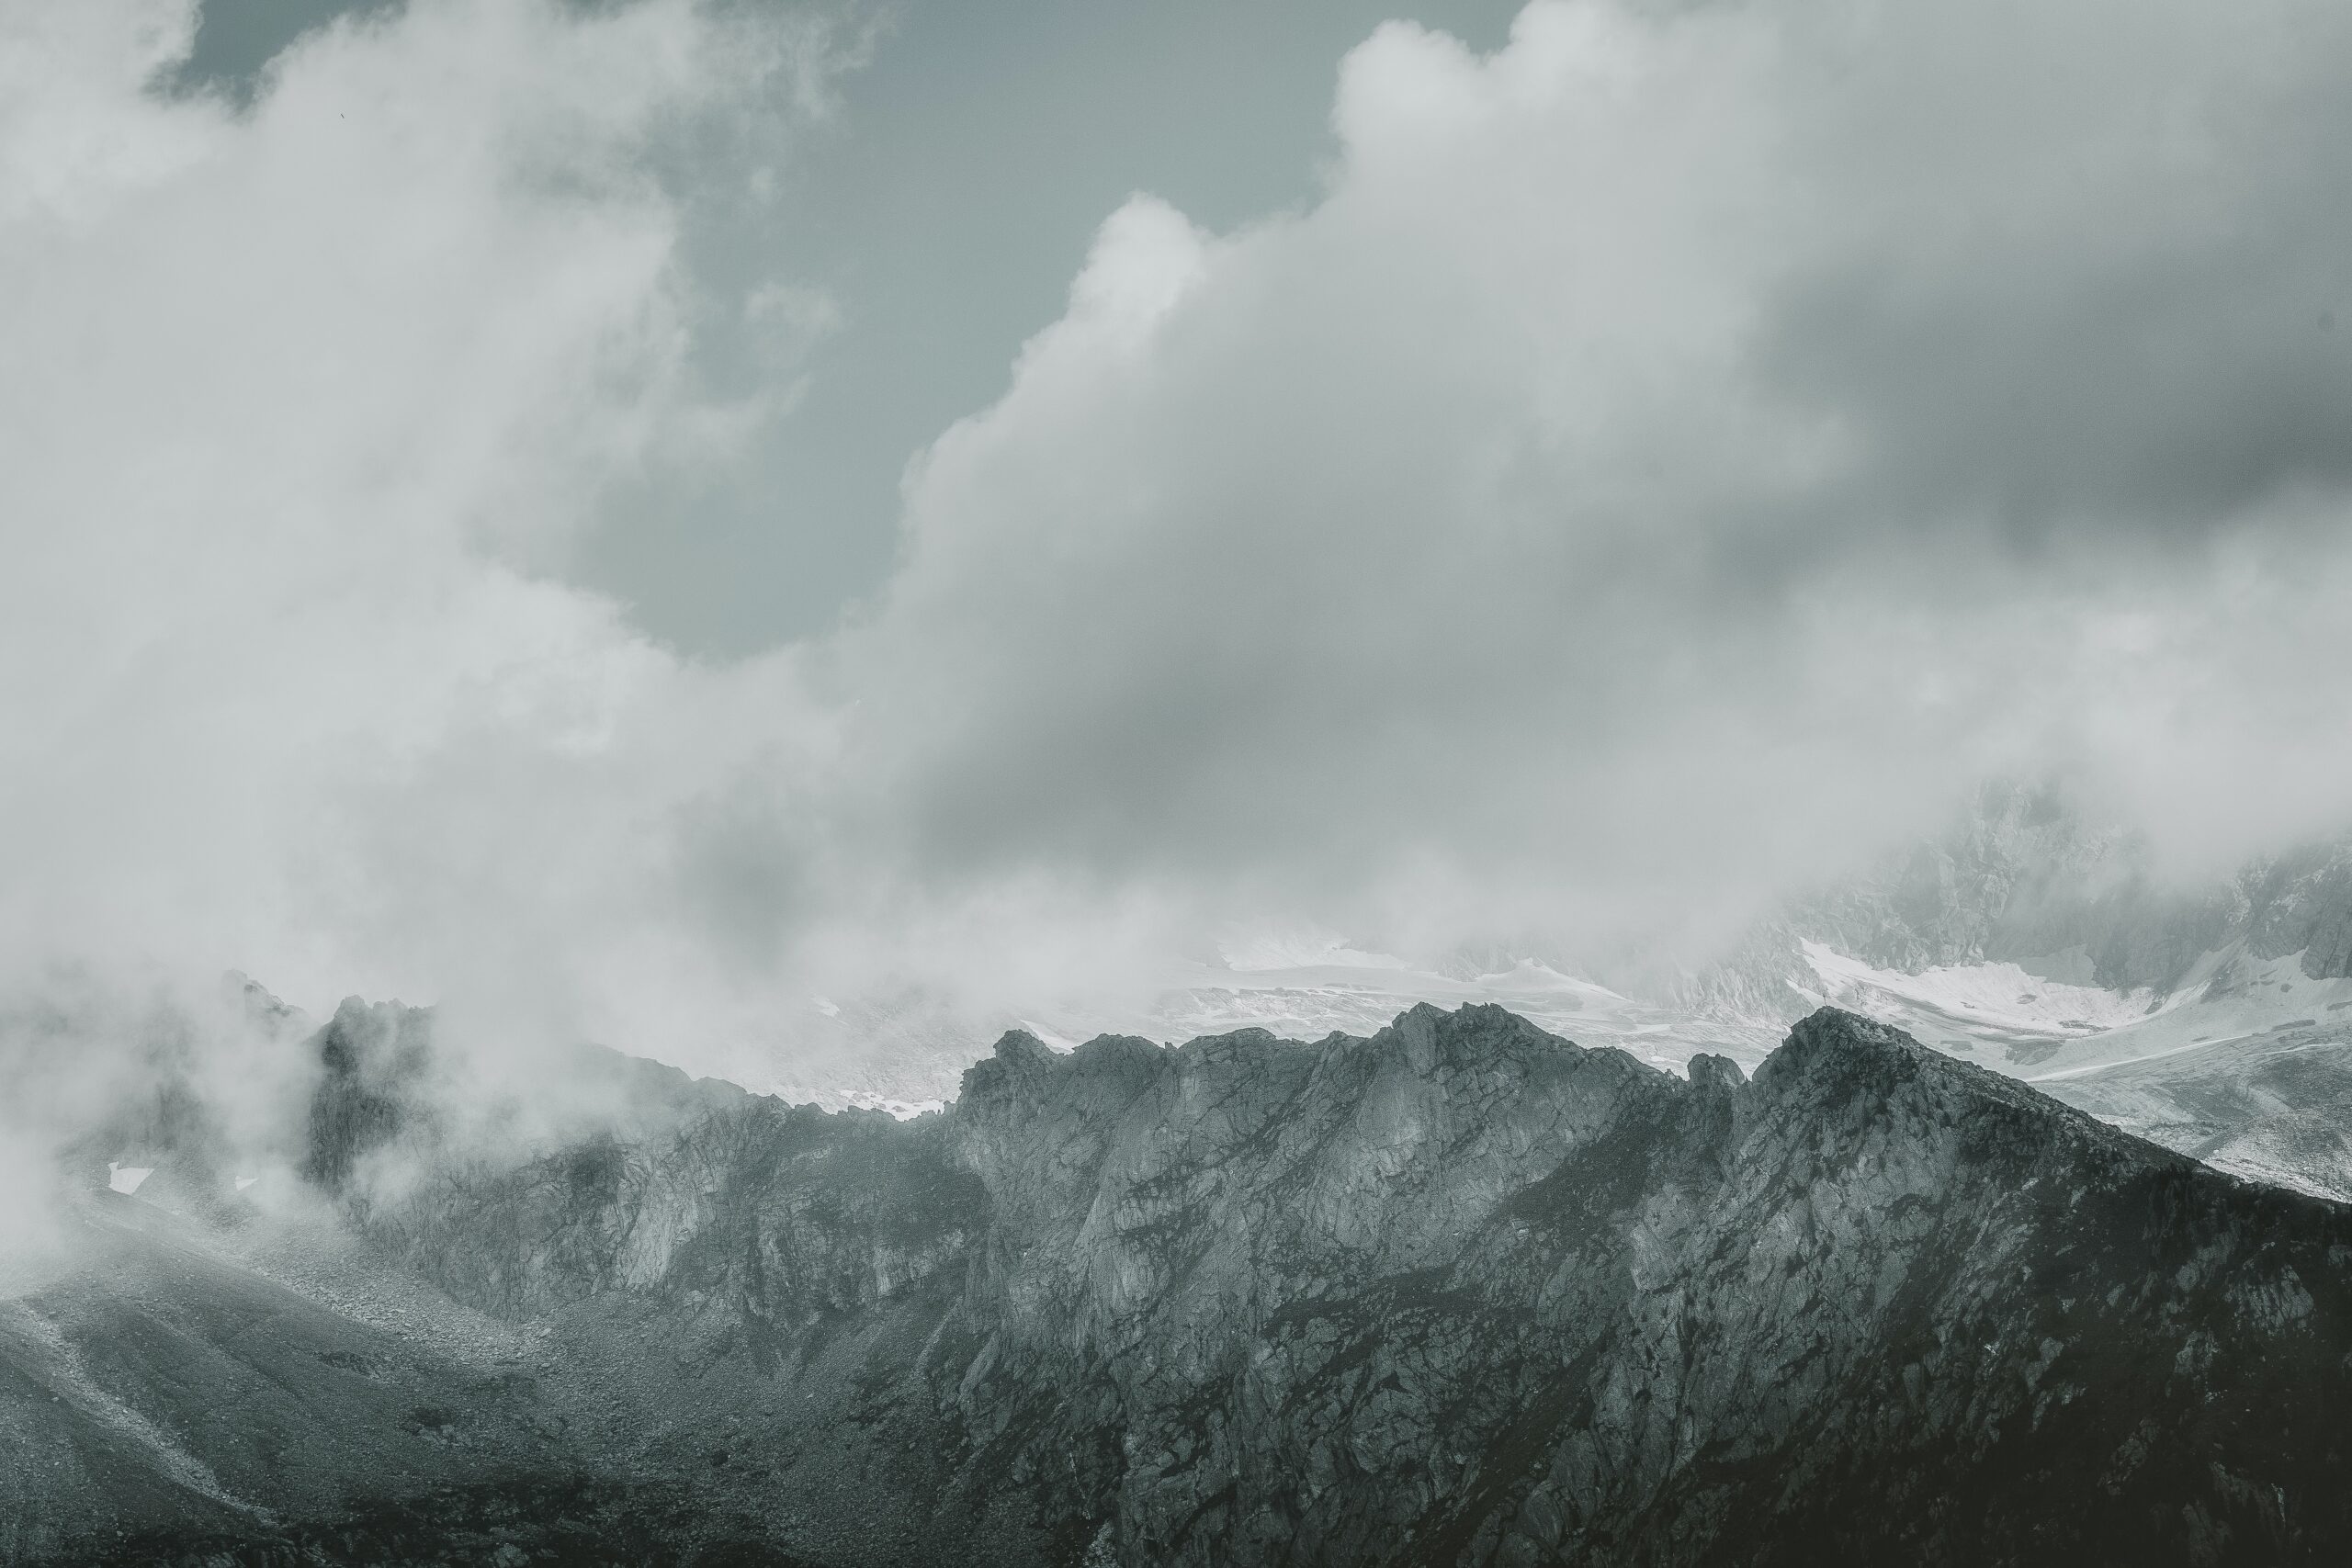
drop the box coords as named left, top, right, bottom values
left=1796, top=941, right=2169, bottom=1037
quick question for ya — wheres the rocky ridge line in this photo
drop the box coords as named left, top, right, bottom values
left=291, top=1001, right=2352, bottom=1567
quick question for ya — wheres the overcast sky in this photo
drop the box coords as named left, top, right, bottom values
left=4, top=0, right=2350, bottom=1085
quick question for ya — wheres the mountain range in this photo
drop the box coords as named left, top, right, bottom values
left=6, top=998, right=2350, bottom=1565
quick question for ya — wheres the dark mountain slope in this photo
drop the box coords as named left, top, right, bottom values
left=0, top=1195, right=554, bottom=1564
left=944, top=1007, right=2352, bottom=1565
left=13, top=1003, right=2352, bottom=1565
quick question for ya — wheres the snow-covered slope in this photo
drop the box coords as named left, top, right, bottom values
left=1792, top=940, right=2169, bottom=1043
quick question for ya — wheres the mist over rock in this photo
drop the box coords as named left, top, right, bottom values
left=1686, top=781, right=2352, bottom=1022
left=17, top=1000, right=2342, bottom=1565
left=303, top=996, right=436, bottom=1195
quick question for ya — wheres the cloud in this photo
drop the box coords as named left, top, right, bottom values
left=842, top=0, right=2352, bottom=960
left=0, top=0, right=847, bottom=1075
left=5, top=0, right=2352, bottom=1134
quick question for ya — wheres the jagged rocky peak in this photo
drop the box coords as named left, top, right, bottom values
left=1746, top=1007, right=2175, bottom=1190
left=302, top=993, right=437, bottom=1190
left=975, top=999, right=1638, bottom=1087
left=1684, top=1050, right=1746, bottom=1092
left=1759, top=1002, right=2011, bottom=1096
left=2236, top=839, right=2352, bottom=979
left=224, top=967, right=309, bottom=1033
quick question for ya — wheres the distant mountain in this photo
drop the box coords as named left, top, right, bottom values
left=10, top=1002, right=2352, bottom=1565
left=1705, top=779, right=2352, bottom=1007
left=1673, top=783, right=2352, bottom=1201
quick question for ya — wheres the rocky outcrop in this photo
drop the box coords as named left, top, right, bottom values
left=2239, top=841, right=2352, bottom=980
left=296, top=1003, right=2352, bottom=1567
left=302, top=996, right=437, bottom=1194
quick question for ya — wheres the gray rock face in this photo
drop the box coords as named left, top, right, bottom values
left=303, top=995, right=437, bottom=1194
left=281, top=1002, right=2352, bottom=1568
left=2239, top=842, right=2352, bottom=979
left=1794, top=781, right=2166, bottom=976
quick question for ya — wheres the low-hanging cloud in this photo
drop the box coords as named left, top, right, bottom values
left=0, top=0, right=850, bottom=1082
left=3, top=0, right=2352, bottom=1126
left=842, top=0, right=2352, bottom=955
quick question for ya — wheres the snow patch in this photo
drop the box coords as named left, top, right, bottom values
left=2010, top=950, right=2352, bottom=1081
left=837, top=1090, right=945, bottom=1122
left=107, top=1162, right=153, bottom=1195
left=1800, top=942, right=2164, bottom=1035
